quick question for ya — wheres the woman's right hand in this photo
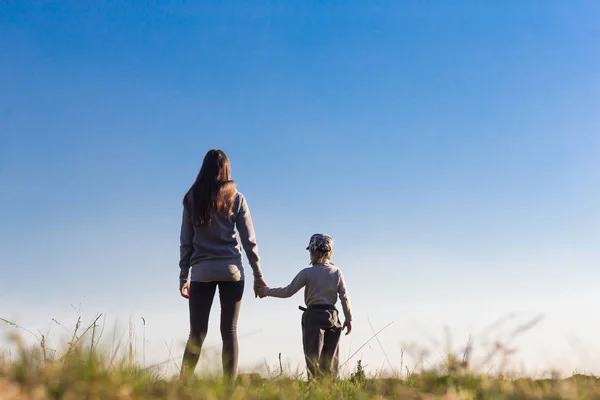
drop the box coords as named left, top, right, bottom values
left=253, top=277, right=267, bottom=298
left=343, top=320, right=352, bottom=335
left=180, top=281, right=190, bottom=299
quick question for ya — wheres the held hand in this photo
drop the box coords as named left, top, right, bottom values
left=343, top=320, right=352, bottom=335
left=253, top=277, right=267, bottom=298
left=256, top=286, right=267, bottom=298
left=180, top=281, right=190, bottom=299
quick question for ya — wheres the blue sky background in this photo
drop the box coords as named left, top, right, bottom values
left=1, top=1, right=599, bottom=376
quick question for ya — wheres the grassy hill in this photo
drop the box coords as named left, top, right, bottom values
left=2, top=336, right=600, bottom=399
left=1, top=315, right=598, bottom=399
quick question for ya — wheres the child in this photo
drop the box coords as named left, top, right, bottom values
left=258, top=233, right=353, bottom=379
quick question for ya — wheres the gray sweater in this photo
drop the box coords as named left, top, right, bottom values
left=264, top=262, right=353, bottom=322
left=179, top=192, right=263, bottom=286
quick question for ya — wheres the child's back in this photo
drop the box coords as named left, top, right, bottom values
left=261, top=234, right=352, bottom=379
left=266, top=262, right=352, bottom=322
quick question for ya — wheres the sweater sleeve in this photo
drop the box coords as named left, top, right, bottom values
left=337, top=270, right=353, bottom=322
left=179, top=208, right=193, bottom=288
left=235, top=193, right=263, bottom=279
left=264, top=269, right=307, bottom=298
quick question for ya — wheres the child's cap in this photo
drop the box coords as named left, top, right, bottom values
left=306, top=233, right=334, bottom=252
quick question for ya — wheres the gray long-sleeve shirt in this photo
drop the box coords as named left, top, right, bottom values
left=179, top=191, right=263, bottom=285
left=264, top=262, right=353, bottom=322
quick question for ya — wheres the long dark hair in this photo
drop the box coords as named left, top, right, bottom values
left=183, top=149, right=236, bottom=226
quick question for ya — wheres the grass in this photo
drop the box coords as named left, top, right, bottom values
left=1, top=313, right=599, bottom=399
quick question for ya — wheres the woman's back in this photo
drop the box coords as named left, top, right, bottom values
left=179, top=148, right=267, bottom=381
left=180, top=191, right=262, bottom=283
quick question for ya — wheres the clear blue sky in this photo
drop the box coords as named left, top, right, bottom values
left=1, top=1, right=599, bottom=376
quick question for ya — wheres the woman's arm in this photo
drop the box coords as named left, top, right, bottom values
left=264, top=269, right=307, bottom=298
left=179, top=208, right=194, bottom=289
left=235, top=193, right=264, bottom=280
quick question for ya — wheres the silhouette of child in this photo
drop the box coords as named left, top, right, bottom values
left=258, top=233, right=352, bottom=379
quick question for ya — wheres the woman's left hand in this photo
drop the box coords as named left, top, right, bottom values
left=256, top=286, right=268, bottom=298
left=253, top=277, right=267, bottom=298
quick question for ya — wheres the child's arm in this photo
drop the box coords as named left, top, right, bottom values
left=263, top=269, right=308, bottom=299
left=337, top=270, right=353, bottom=331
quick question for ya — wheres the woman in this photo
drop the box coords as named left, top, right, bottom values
left=179, top=149, right=267, bottom=379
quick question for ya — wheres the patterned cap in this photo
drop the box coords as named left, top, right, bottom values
left=306, top=233, right=334, bottom=252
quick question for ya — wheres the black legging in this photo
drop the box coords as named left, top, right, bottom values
left=181, top=280, right=244, bottom=378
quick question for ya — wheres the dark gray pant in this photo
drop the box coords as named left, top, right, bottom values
left=181, top=280, right=244, bottom=379
left=301, top=308, right=342, bottom=379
